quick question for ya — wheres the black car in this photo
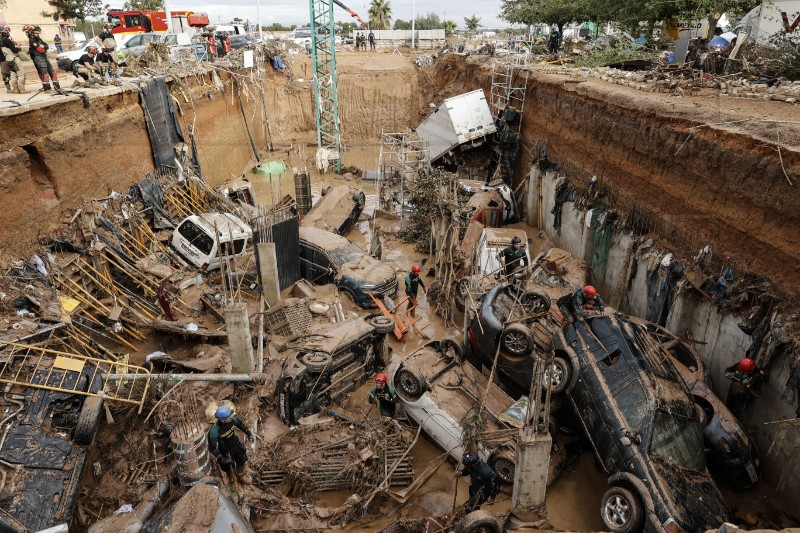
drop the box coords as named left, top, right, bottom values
left=228, top=34, right=258, bottom=49
left=465, top=283, right=552, bottom=396
left=641, top=321, right=761, bottom=489
left=0, top=366, right=103, bottom=531
left=278, top=315, right=394, bottom=424
left=298, top=227, right=397, bottom=308
left=551, top=314, right=729, bottom=533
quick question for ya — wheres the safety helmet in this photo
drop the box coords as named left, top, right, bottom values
left=87, top=45, right=98, bottom=53
left=583, top=285, right=597, bottom=298
left=32, top=25, right=41, bottom=33
left=511, top=236, right=521, bottom=245
left=375, top=373, right=388, bottom=384
left=215, top=406, right=232, bottom=419
left=411, top=265, right=421, bottom=274
left=738, top=358, right=756, bottom=374
left=463, top=451, right=479, bottom=467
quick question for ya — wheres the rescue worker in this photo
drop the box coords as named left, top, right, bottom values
left=557, top=285, right=604, bottom=322
left=457, top=452, right=500, bottom=510
left=548, top=25, right=560, bottom=53
left=405, top=264, right=426, bottom=316
left=208, top=406, right=252, bottom=481
left=97, top=22, right=116, bottom=53
left=73, top=45, right=103, bottom=87
left=368, top=373, right=398, bottom=418
left=368, top=30, right=375, bottom=50
left=498, top=236, right=528, bottom=279
left=95, top=47, right=120, bottom=84
left=1, top=26, right=26, bottom=93
left=203, top=29, right=217, bottom=60
left=25, top=25, right=60, bottom=91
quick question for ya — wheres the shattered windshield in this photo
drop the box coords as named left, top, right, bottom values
left=649, top=409, right=706, bottom=471
left=329, top=243, right=363, bottom=267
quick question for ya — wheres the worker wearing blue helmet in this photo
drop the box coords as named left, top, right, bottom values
left=208, top=405, right=252, bottom=481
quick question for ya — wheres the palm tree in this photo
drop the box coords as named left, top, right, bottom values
left=368, top=0, right=392, bottom=30
left=443, top=20, right=456, bottom=37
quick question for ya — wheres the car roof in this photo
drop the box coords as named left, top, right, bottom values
left=183, top=213, right=252, bottom=238
left=299, top=226, right=353, bottom=252
left=481, top=227, right=528, bottom=245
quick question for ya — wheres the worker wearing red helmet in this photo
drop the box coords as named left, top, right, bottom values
left=405, top=264, right=426, bottom=317
left=368, top=373, right=398, bottom=418
left=558, top=285, right=605, bottom=322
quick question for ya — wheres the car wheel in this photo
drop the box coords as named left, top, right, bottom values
left=521, top=290, right=551, bottom=317
left=454, top=277, right=469, bottom=312
left=549, top=355, right=572, bottom=394
left=500, top=323, right=534, bottom=356
left=394, top=367, right=424, bottom=400
left=73, top=396, right=103, bottom=445
left=456, top=510, right=503, bottom=533
left=440, top=336, right=464, bottom=361
left=547, top=436, right=567, bottom=486
left=600, top=486, right=645, bottom=533
left=489, top=448, right=516, bottom=484
left=70, top=60, right=78, bottom=74
left=299, top=351, right=332, bottom=372
left=369, top=315, right=395, bottom=334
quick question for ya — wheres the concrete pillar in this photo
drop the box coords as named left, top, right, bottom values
left=525, top=167, right=540, bottom=228
left=224, top=304, right=254, bottom=373
left=511, top=430, right=552, bottom=521
left=256, top=242, right=280, bottom=306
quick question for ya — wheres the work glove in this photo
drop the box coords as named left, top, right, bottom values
left=368, top=395, right=375, bottom=405
left=218, top=456, right=233, bottom=467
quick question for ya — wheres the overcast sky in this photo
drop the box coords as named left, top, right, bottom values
left=163, top=0, right=511, bottom=29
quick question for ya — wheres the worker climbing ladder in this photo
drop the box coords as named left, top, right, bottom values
left=309, top=0, right=342, bottom=173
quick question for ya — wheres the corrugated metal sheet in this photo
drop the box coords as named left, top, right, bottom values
left=255, top=217, right=300, bottom=291
left=415, top=89, right=497, bottom=163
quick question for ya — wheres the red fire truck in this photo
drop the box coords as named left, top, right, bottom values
left=107, top=9, right=210, bottom=35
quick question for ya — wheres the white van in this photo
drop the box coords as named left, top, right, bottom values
left=734, top=0, right=800, bottom=43
left=171, top=213, right=252, bottom=271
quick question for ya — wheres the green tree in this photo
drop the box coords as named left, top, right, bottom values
left=444, top=20, right=457, bottom=36
left=414, top=12, right=441, bottom=30
left=122, top=0, right=163, bottom=9
left=500, top=0, right=588, bottom=37
left=233, top=17, right=243, bottom=23
left=338, top=21, right=358, bottom=33
left=673, top=0, right=758, bottom=37
left=368, top=0, right=392, bottom=30
left=464, top=14, right=481, bottom=31
left=45, top=0, right=108, bottom=27
left=393, top=18, right=411, bottom=30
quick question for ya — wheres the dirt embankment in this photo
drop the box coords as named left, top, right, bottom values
left=420, top=55, right=800, bottom=297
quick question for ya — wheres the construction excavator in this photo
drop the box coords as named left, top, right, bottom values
left=333, top=0, right=367, bottom=29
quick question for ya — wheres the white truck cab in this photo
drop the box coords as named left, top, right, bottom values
left=171, top=213, right=252, bottom=271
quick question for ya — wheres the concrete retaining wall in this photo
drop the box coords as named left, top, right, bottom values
left=528, top=166, right=800, bottom=509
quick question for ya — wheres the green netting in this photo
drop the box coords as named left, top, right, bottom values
left=591, top=206, right=613, bottom=286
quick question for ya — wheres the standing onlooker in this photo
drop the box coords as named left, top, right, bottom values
left=53, top=33, right=63, bottom=53
left=24, top=25, right=60, bottom=91
left=548, top=25, right=560, bottom=53
left=361, top=32, right=367, bottom=51
left=1, top=26, right=26, bottom=93
left=368, top=30, right=375, bottom=50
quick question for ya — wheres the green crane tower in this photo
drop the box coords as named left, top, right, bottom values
left=309, top=0, right=342, bottom=173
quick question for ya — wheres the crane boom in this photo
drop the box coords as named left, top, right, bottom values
left=332, top=0, right=367, bottom=29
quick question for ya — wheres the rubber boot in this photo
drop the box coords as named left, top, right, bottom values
left=42, top=82, right=51, bottom=92
left=14, top=69, right=27, bottom=93
left=4, top=82, right=10, bottom=93
left=236, top=464, right=252, bottom=484
left=53, top=80, right=61, bottom=91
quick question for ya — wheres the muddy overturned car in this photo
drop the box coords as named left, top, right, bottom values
left=552, top=313, right=729, bottom=533
left=303, top=184, right=366, bottom=235
left=278, top=315, right=394, bottom=424
left=388, top=338, right=566, bottom=486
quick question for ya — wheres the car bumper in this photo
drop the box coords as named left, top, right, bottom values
left=356, top=278, right=398, bottom=308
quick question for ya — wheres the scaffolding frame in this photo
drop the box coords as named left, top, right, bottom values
left=310, top=0, right=342, bottom=172
left=376, top=130, right=431, bottom=218
left=489, top=44, right=533, bottom=135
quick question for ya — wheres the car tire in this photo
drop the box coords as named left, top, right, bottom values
left=353, top=191, right=366, bottom=209
left=600, top=486, right=645, bottom=533
left=394, top=367, right=425, bottom=400
left=454, top=277, right=470, bottom=312
left=500, top=323, right=534, bottom=356
left=369, top=316, right=395, bottom=334
left=547, top=436, right=567, bottom=486
left=521, top=290, right=551, bottom=317
left=550, top=355, right=572, bottom=395
left=299, top=351, right=333, bottom=372
left=440, top=336, right=464, bottom=361
left=456, top=510, right=503, bottom=533
left=74, top=396, right=103, bottom=445
left=489, top=448, right=516, bottom=484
